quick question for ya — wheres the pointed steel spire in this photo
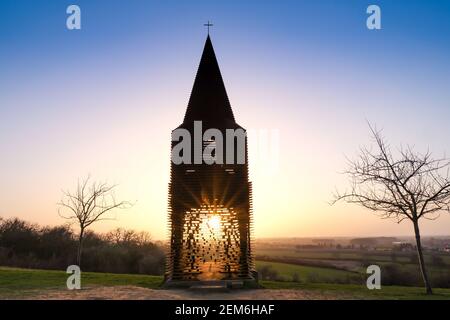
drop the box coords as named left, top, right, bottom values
left=183, top=35, right=236, bottom=126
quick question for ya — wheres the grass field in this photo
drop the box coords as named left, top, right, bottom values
left=256, top=248, right=450, bottom=288
left=1, top=266, right=450, bottom=300
left=261, top=281, right=450, bottom=300
left=0, top=267, right=162, bottom=298
left=255, top=261, right=361, bottom=283
left=256, top=248, right=450, bottom=264
left=257, top=248, right=450, bottom=264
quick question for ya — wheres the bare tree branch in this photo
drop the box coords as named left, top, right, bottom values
left=331, top=123, right=450, bottom=295
left=57, top=176, right=133, bottom=267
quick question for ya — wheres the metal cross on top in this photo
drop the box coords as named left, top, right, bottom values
left=204, top=21, right=213, bottom=35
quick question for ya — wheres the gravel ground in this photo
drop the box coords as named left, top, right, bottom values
left=23, top=285, right=336, bottom=300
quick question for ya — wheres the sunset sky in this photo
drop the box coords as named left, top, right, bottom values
left=1, top=0, right=450, bottom=240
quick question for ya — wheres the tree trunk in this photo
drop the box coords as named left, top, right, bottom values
left=412, top=219, right=432, bottom=295
left=77, top=228, right=84, bottom=268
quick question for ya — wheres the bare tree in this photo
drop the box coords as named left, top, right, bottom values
left=332, top=125, right=450, bottom=295
left=58, top=176, right=132, bottom=267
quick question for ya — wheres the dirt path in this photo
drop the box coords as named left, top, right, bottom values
left=24, top=286, right=338, bottom=300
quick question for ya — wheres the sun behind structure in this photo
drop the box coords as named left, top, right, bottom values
left=165, top=34, right=256, bottom=285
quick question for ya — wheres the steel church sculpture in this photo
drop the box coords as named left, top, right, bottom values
left=165, top=33, right=256, bottom=286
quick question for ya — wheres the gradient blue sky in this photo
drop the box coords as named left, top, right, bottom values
left=1, top=0, right=450, bottom=239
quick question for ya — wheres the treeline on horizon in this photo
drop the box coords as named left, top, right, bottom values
left=0, top=217, right=165, bottom=275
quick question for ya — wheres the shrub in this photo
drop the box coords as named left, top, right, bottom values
left=257, top=265, right=281, bottom=281
left=292, top=272, right=300, bottom=282
left=431, top=255, right=445, bottom=267
left=381, top=263, right=421, bottom=286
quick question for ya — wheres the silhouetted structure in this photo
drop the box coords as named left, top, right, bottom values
left=165, top=35, right=256, bottom=285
